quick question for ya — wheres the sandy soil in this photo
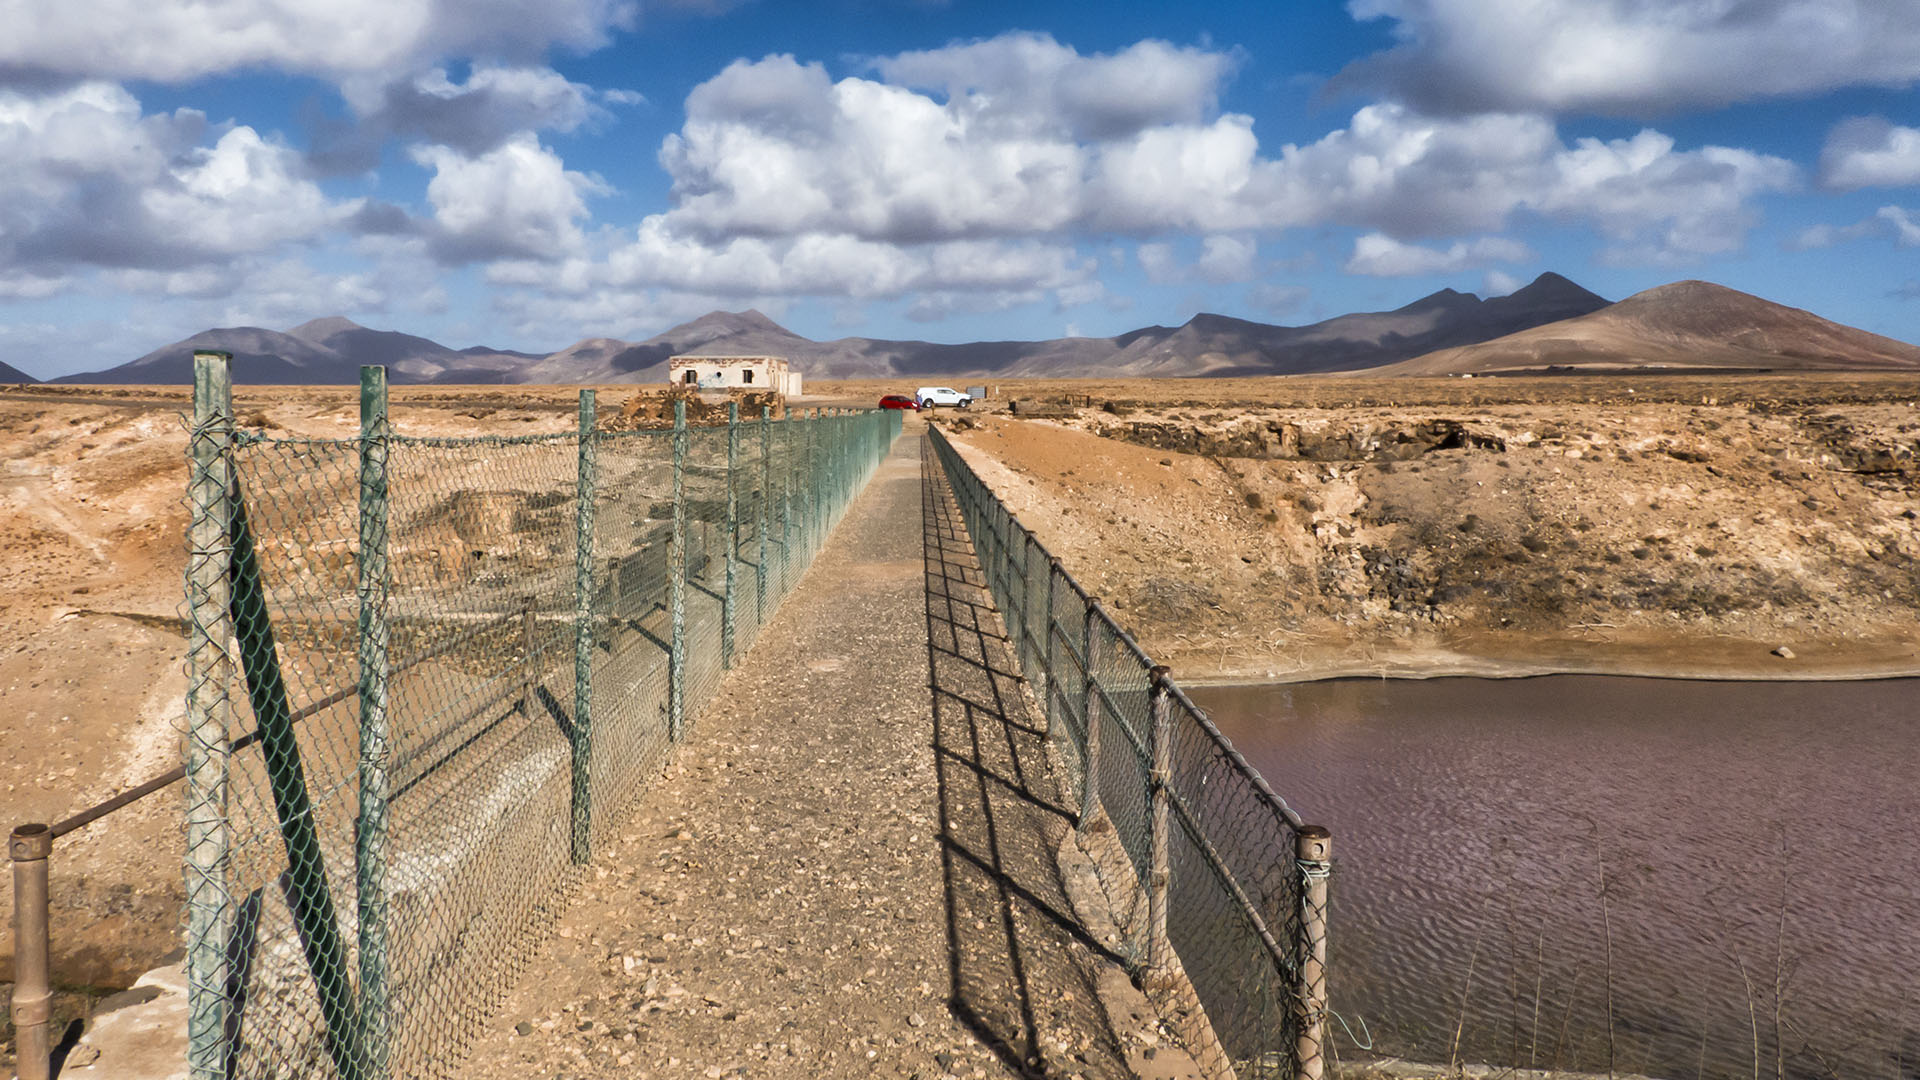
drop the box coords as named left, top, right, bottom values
left=3, top=372, right=1914, bottom=1054
left=0, top=378, right=893, bottom=1060
left=0, top=384, right=690, bottom=1020
left=924, top=375, right=1920, bottom=683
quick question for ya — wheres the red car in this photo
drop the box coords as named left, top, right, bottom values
left=878, top=395, right=921, bottom=411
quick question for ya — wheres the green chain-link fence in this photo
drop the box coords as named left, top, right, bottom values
left=927, top=424, right=1332, bottom=1080
left=181, top=353, right=901, bottom=1080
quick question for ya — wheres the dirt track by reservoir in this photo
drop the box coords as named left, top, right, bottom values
left=454, top=434, right=1190, bottom=1080
left=2, top=373, right=1916, bottom=1061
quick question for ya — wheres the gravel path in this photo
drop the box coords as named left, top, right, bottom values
left=459, top=433, right=1191, bottom=1080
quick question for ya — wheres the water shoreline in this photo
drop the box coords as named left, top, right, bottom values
left=1161, top=628, right=1920, bottom=686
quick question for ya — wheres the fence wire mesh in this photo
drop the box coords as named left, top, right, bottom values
left=181, top=371, right=900, bottom=1080
left=927, top=424, right=1326, bottom=1080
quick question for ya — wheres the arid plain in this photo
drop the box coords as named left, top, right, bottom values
left=1, top=372, right=1916, bottom=1027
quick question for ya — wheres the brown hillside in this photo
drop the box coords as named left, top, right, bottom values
left=1385, top=280, right=1920, bottom=375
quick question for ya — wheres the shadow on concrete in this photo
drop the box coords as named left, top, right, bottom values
left=921, top=439, right=1135, bottom=1080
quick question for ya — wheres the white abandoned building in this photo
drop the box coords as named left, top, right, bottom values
left=667, top=355, right=803, bottom=397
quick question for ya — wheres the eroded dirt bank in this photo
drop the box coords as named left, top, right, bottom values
left=938, top=377, right=1920, bottom=682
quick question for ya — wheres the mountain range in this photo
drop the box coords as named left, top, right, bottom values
left=35, top=272, right=1920, bottom=385
left=1385, top=279, right=1920, bottom=374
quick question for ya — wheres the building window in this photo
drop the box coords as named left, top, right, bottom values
left=683, top=370, right=697, bottom=384
left=742, top=369, right=755, bottom=384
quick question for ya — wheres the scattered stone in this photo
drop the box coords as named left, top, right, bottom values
left=908, top=1011, right=927, bottom=1027
left=1773, top=645, right=1796, bottom=659
left=514, top=1021, right=534, bottom=1036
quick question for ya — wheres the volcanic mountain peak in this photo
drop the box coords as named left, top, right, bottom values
left=1507, top=271, right=1592, bottom=301
left=671, top=308, right=798, bottom=343
left=286, top=316, right=366, bottom=343
left=1601, top=280, right=1842, bottom=339
left=1388, top=279, right=1920, bottom=374
left=1395, top=286, right=1482, bottom=315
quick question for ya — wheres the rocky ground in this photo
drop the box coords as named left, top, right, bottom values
left=454, top=438, right=1196, bottom=1080
left=5, top=373, right=1916, bottom=1072
left=0, top=384, right=628, bottom=1065
left=928, top=374, right=1920, bottom=682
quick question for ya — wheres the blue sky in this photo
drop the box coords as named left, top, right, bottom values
left=3, top=0, right=1919, bottom=379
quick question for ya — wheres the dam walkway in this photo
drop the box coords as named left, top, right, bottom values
left=456, top=433, right=1195, bottom=1080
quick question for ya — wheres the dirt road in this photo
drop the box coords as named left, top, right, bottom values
left=456, top=435, right=1190, bottom=1080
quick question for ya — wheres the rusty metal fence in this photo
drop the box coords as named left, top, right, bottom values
left=166, top=353, right=899, bottom=1080
left=926, top=424, right=1331, bottom=1080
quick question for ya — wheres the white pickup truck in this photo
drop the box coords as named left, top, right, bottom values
left=916, top=386, right=972, bottom=409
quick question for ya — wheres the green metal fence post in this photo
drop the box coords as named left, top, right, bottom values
left=355, top=365, right=393, bottom=1078
left=571, top=389, right=596, bottom=863
left=520, top=597, right=537, bottom=712
left=801, top=410, right=816, bottom=560
left=1042, top=556, right=1060, bottom=734
left=838, top=411, right=850, bottom=518
left=757, top=406, right=770, bottom=623
left=780, top=416, right=793, bottom=594
left=669, top=398, right=687, bottom=741
left=1079, top=603, right=1106, bottom=828
left=723, top=401, right=738, bottom=669
left=185, top=350, right=235, bottom=1080
left=231, top=384, right=361, bottom=1080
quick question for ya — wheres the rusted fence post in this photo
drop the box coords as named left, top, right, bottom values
left=1295, top=825, right=1333, bottom=1080
left=10, top=823, right=52, bottom=1080
left=1146, top=665, right=1173, bottom=976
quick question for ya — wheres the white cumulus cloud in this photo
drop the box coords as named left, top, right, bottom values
left=310, top=65, right=611, bottom=174
left=1345, top=233, right=1530, bottom=276
left=1340, top=0, right=1920, bottom=115
left=652, top=51, right=1794, bottom=265
left=1819, top=116, right=1920, bottom=190
left=470, top=32, right=1801, bottom=327
left=1135, top=235, right=1260, bottom=283
left=1790, top=204, right=1920, bottom=249
left=1878, top=205, right=1920, bottom=246
left=0, top=81, right=355, bottom=287
left=0, top=0, right=637, bottom=84
left=411, top=133, right=607, bottom=262
left=874, top=32, right=1239, bottom=141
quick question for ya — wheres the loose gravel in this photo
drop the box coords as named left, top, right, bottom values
left=458, top=433, right=1194, bottom=1080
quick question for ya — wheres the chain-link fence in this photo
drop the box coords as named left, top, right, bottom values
left=180, top=354, right=901, bottom=1080
left=926, top=424, right=1331, bottom=1080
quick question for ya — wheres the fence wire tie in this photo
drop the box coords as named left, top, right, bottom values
left=1331, top=1008, right=1374, bottom=1051
left=1296, top=857, right=1331, bottom=883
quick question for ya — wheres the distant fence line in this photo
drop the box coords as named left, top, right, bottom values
left=926, top=424, right=1332, bottom=1080
left=180, top=352, right=900, bottom=1079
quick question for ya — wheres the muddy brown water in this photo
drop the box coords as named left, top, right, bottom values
left=1189, top=676, right=1920, bottom=1080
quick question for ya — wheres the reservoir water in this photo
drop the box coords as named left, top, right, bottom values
left=1188, top=676, right=1919, bottom=1080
